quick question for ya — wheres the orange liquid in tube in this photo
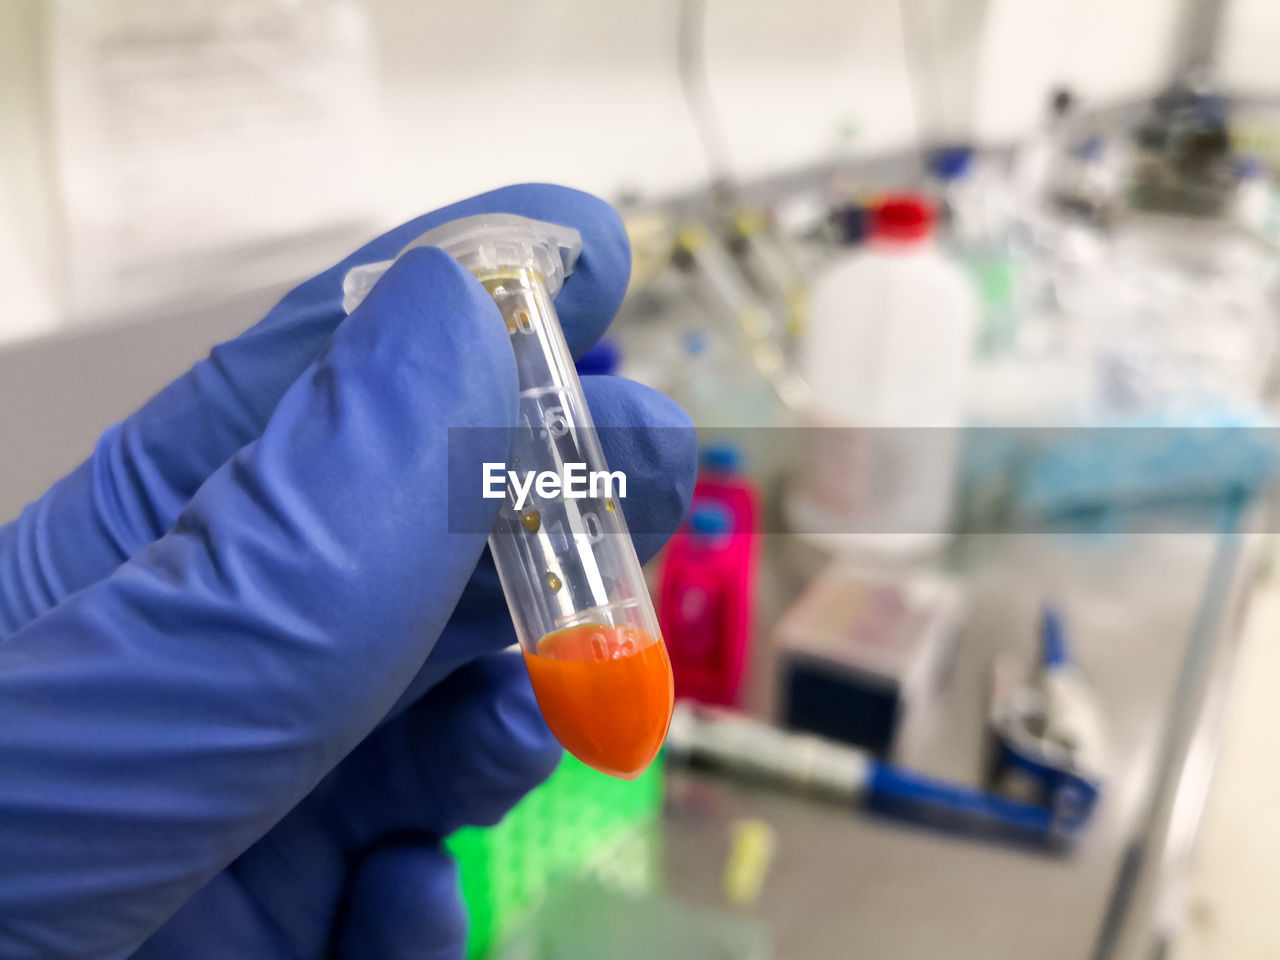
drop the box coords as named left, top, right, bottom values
left=522, top=623, right=674, bottom=779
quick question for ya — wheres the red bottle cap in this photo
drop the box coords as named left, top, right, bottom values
left=872, top=194, right=935, bottom=243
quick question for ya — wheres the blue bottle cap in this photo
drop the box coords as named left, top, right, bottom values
left=689, top=503, right=733, bottom=537
left=574, top=338, right=621, bottom=376
left=1041, top=606, right=1068, bottom=669
left=683, top=330, right=709, bottom=356
left=1073, top=136, right=1103, bottom=162
left=700, top=443, right=743, bottom=474
left=928, top=145, right=974, bottom=181
left=1235, top=155, right=1268, bottom=180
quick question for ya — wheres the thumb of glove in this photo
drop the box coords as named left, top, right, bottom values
left=0, top=247, right=517, bottom=959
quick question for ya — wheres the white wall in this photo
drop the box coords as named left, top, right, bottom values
left=362, top=2, right=704, bottom=215
left=1220, top=0, right=1280, bottom=93
left=0, top=0, right=62, bottom=342
left=974, top=0, right=1183, bottom=139
left=0, top=0, right=1186, bottom=348
left=364, top=0, right=1184, bottom=209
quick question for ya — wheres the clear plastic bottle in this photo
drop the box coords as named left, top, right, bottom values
left=928, top=145, right=1020, bottom=357
left=927, top=146, right=980, bottom=247
left=785, top=195, right=978, bottom=555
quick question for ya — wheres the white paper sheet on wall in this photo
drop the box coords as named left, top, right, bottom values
left=50, top=0, right=381, bottom=321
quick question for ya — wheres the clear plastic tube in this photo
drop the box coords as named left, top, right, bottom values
left=343, top=213, right=673, bottom=780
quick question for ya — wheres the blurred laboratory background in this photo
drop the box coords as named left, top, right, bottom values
left=6, top=0, right=1280, bottom=957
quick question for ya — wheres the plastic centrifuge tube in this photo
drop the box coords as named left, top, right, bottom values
left=343, top=213, right=674, bottom=780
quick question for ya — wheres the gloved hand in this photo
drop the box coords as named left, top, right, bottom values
left=0, top=184, right=697, bottom=959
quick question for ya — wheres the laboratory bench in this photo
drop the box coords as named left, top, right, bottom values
left=6, top=304, right=1266, bottom=960
left=658, top=524, right=1266, bottom=959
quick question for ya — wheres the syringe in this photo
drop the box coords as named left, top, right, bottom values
left=343, top=213, right=674, bottom=780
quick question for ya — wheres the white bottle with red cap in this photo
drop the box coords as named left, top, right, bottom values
left=786, top=194, right=978, bottom=556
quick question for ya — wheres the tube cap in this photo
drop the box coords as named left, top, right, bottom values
left=872, top=195, right=935, bottom=244
left=341, top=213, right=584, bottom=315
left=404, top=213, right=583, bottom=294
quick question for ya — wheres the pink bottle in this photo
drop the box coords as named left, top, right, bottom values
left=659, top=445, right=759, bottom=707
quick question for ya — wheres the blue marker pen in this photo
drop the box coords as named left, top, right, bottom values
left=666, top=702, right=1093, bottom=848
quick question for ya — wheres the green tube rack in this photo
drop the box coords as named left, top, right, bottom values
left=444, top=752, right=665, bottom=958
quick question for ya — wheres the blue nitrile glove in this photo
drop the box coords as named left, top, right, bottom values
left=0, top=184, right=697, bottom=959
